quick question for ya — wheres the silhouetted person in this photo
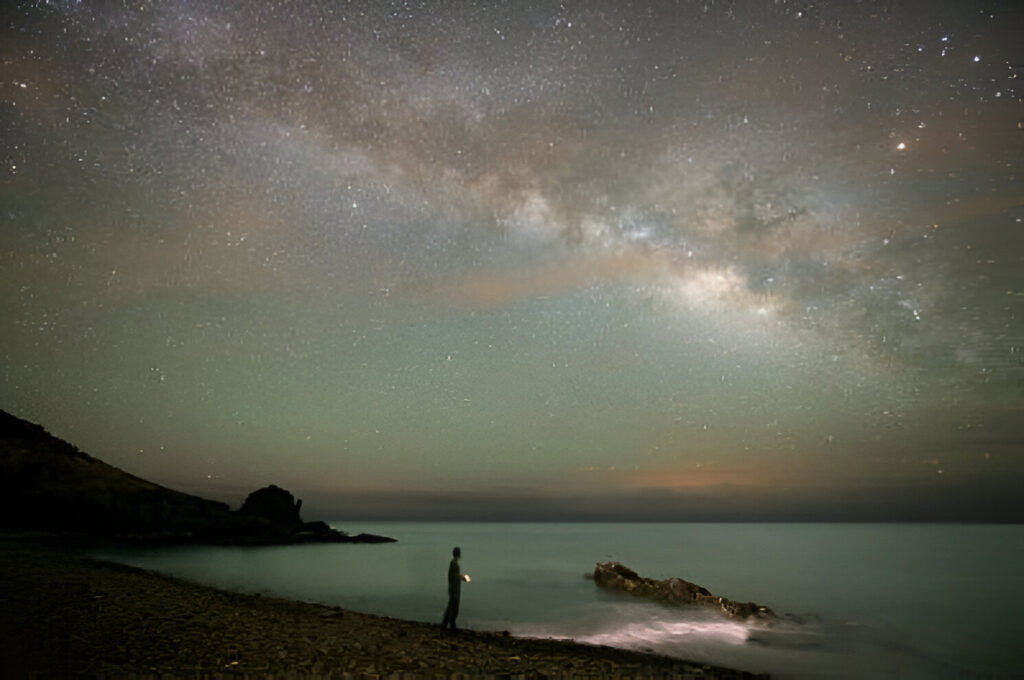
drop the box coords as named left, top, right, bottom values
left=441, top=546, right=470, bottom=631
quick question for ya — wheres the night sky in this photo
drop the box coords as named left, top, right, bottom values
left=2, top=1, right=1022, bottom=521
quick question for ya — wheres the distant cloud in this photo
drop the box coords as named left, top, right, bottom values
left=430, top=249, right=660, bottom=308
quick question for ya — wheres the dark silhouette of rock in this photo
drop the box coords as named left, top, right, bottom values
left=0, top=409, right=394, bottom=545
left=288, top=520, right=396, bottom=544
left=593, top=561, right=775, bottom=622
left=239, top=485, right=304, bottom=528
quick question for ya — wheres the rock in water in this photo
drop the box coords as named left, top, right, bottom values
left=592, top=562, right=775, bottom=621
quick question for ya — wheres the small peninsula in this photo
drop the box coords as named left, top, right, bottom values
left=0, top=409, right=393, bottom=545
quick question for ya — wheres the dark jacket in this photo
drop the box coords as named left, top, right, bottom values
left=447, top=558, right=462, bottom=598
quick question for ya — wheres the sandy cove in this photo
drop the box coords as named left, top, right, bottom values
left=0, top=538, right=768, bottom=679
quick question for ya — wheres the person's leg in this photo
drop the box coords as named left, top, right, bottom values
left=441, top=599, right=453, bottom=629
left=442, top=593, right=460, bottom=630
left=449, top=593, right=460, bottom=630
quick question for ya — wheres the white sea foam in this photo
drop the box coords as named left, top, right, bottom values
left=577, top=617, right=751, bottom=648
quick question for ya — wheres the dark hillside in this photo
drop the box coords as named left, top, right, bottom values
left=0, top=410, right=392, bottom=544
left=0, top=410, right=229, bottom=536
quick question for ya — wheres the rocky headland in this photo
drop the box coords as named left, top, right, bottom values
left=592, top=561, right=776, bottom=622
left=0, top=409, right=393, bottom=545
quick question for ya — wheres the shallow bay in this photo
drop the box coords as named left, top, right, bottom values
left=94, top=522, right=1023, bottom=678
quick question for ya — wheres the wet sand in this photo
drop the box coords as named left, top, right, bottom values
left=0, top=538, right=768, bottom=679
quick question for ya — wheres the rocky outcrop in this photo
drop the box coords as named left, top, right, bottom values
left=239, top=485, right=303, bottom=528
left=0, top=409, right=394, bottom=545
left=291, top=520, right=397, bottom=544
left=592, top=561, right=775, bottom=622
left=231, top=487, right=396, bottom=544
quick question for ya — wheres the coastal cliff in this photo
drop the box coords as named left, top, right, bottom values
left=0, top=409, right=393, bottom=545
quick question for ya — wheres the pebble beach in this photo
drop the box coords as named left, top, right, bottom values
left=0, top=538, right=768, bottom=679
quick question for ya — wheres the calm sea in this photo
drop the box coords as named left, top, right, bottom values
left=92, top=522, right=1022, bottom=679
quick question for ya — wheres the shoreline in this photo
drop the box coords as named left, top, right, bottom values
left=0, top=537, right=768, bottom=679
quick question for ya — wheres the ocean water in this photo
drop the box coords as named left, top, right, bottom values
left=92, top=523, right=1022, bottom=679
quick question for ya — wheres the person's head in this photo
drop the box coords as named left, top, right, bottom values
left=453, top=546, right=461, bottom=558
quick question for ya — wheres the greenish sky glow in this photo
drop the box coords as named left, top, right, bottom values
left=1, top=1, right=1021, bottom=520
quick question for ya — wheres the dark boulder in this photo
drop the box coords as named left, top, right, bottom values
left=593, top=561, right=775, bottom=622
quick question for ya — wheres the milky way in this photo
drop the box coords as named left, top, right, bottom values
left=2, top=1, right=1022, bottom=520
